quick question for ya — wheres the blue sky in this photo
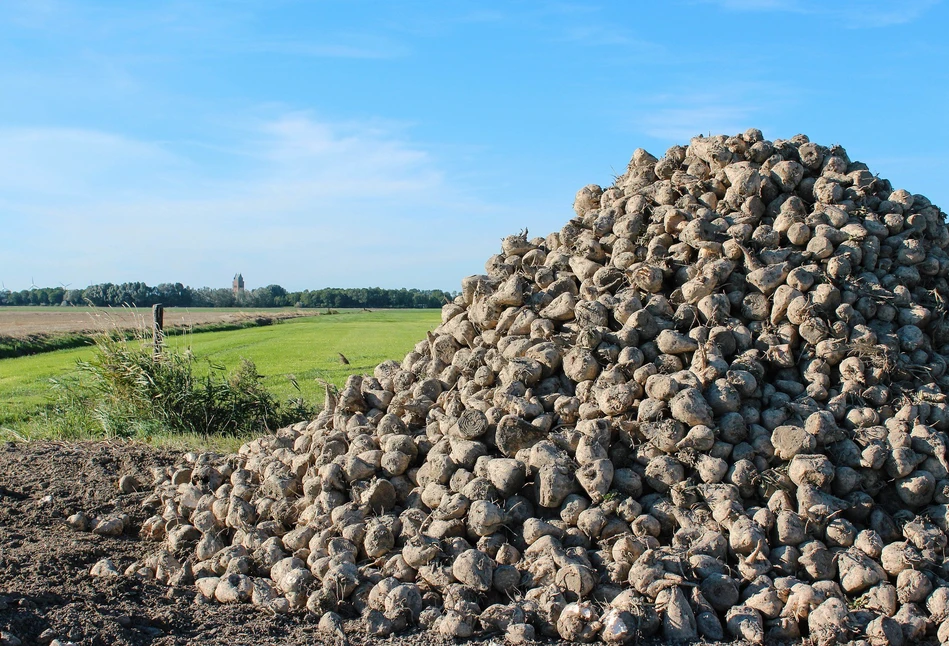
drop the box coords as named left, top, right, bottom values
left=1, top=0, right=946, bottom=292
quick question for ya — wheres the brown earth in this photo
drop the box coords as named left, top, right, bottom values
left=0, top=441, right=609, bottom=646
left=0, top=309, right=315, bottom=339
left=0, top=440, right=480, bottom=646
left=0, top=441, right=739, bottom=646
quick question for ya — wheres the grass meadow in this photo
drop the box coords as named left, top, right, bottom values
left=0, top=309, right=440, bottom=448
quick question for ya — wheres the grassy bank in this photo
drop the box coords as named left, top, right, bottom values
left=0, top=310, right=440, bottom=444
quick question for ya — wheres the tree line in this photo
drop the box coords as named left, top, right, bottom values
left=0, top=282, right=455, bottom=309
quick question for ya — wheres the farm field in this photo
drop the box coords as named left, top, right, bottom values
left=0, top=309, right=441, bottom=439
left=0, top=305, right=316, bottom=338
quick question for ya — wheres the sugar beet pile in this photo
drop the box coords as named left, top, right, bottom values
left=123, top=131, right=949, bottom=644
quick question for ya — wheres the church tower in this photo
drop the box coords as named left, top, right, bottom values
left=232, top=273, right=244, bottom=296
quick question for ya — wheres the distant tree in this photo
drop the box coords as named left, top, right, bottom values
left=30, top=288, right=49, bottom=305
left=123, top=281, right=152, bottom=306
left=82, top=284, right=109, bottom=306
left=251, top=284, right=287, bottom=308
left=47, top=286, right=65, bottom=305
left=155, top=282, right=192, bottom=307
left=211, top=288, right=237, bottom=308
left=0, top=281, right=454, bottom=308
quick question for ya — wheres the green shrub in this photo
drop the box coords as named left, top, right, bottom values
left=40, top=332, right=314, bottom=439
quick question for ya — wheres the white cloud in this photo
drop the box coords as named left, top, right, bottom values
left=697, top=0, right=942, bottom=27
left=628, top=83, right=793, bottom=142
left=0, top=113, right=525, bottom=290
left=0, top=128, right=184, bottom=198
left=704, top=0, right=799, bottom=9
left=637, top=104, right=761, bottom=141
left=255, top=114, right=440, bottom=196
left=559, top=25, right=665, bottom=54
left=249, top=35, right=410, bottom=60
left=843, top=0, right=942, bottom=27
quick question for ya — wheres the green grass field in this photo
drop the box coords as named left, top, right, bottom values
left=0, top=310, right=440, bottom=443
left=0, top=305, right=326, bottom=358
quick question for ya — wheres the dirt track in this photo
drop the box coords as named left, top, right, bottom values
left=0, top=441, right=475, bottom=646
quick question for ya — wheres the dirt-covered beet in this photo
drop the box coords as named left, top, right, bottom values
left=0, top=441, right=463, bottom=646
left=124, top=131, right=949, bottom=645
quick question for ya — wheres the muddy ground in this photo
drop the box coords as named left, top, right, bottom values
left=0, top=441, right=489, bottom=646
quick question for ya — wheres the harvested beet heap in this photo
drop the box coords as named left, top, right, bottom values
left=136, top=130, right=949, bottom=645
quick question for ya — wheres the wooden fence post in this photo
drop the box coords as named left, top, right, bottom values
left=153, top=303, right=164, bottom=358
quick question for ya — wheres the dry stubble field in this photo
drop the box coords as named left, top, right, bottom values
left=0, top=307, right=314, bottom=339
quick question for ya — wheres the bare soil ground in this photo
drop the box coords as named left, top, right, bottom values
left=0, top=309, right=314, bottom=339
left=0, top=441, right=502, bottom=646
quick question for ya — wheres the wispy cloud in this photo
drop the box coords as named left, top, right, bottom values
left=455, top=9, right=509, bottom=24
left=249, top=35, right=410, bottom=60
left=0, top=128, right=185, bottom=199
left=638, top=105, right=760, bottom=141
left=252, top=114, right=446, bottom=200
left=704, top=0, right=799, bottom=9
left=843, top=0, right=942, bottom=27
left=559, top=25, right=665, bottom=54
left=627, top=83, right=795, bottom=141
left=697, top=0, right=942, bottom=27
left=1, top=2, right=410, bottom=61
left=0, top=113, right=520, bottom=289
